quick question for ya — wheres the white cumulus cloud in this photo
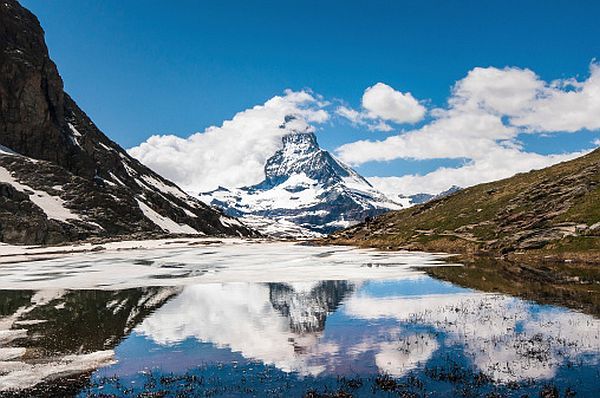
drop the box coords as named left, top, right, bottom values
left=511, top=64, right=600, bottom=132
left=362, top=82, right=426, bottom=124
left=338, top=62, right=600, bottom=196
left=368, top=150, right=584, bottom=196
left=336, top=83, right=425, bottom=131
left=128, top=90, right=329, bottom=193
left=129, top=63, right=600, bottom=199
left=449, top=66, right=543, bottom=116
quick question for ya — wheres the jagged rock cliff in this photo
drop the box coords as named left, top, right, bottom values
left=0, top=0, right=256, bottom=244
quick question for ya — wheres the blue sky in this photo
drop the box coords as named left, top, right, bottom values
left=22, top=0, right=600, bottom=194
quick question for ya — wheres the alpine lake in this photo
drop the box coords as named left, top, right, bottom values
left=0, top=240, right=598, bottom=397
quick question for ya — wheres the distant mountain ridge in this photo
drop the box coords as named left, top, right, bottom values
left=399, top=185, right=462, bottom=207
left=200, top=119, right=403, bottom=235
left=0, top=0, right=255, bottom=244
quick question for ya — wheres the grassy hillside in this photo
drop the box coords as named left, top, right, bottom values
left=324, top=148, right=600, bottom=262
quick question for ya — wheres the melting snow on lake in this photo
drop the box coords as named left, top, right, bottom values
left=0, top=240, right=452, bottom=290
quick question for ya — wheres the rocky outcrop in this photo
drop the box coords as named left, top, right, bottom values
left=0, top=0, right=256, bottom=244
left=0, top=0, right=93, bottom=175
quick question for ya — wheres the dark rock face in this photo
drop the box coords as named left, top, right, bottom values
left=0, top=0, right=87, bottom=172
left=0, top=174, right=69, bottom=244
left=0, top=0, right=256, bottom=244
left=257, top=132, right=359, bottom=190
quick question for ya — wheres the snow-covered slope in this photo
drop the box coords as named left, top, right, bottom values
left=199, top=118, right=403, bottom=236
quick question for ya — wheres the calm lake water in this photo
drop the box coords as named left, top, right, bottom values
left=0, top=241, right=598, bottom=397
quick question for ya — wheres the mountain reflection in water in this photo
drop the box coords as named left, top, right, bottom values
left=0, top=276, right=598, bottom=397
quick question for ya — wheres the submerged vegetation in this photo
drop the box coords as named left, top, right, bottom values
left=423, top=258, right=600, bottom=317
left=14, top=362, right=585, bottom=398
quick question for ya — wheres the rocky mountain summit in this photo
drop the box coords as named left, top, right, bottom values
left=0, top=0, right=255, bottom=244
left=200, top=119, right=403, bottom=236
left=325, top=148, right=600, bottom=261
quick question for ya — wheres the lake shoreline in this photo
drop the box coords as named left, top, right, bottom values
left=316, top=234, right=600, bottom=265
left=3, top=236, right=598, bottom=317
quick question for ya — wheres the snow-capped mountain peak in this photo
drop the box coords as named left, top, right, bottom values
left=259, top=129, right=369, bottom=189
left=200, top=119, right=403, bottom=236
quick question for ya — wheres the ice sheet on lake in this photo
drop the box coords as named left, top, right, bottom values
left=0, top=240, right=453, bottom=290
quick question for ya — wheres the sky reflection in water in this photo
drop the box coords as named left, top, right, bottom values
left=82, top=277, right=600, bottom=397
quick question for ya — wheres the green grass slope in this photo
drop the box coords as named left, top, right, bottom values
left=324, top=148, right=600, bottom=262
